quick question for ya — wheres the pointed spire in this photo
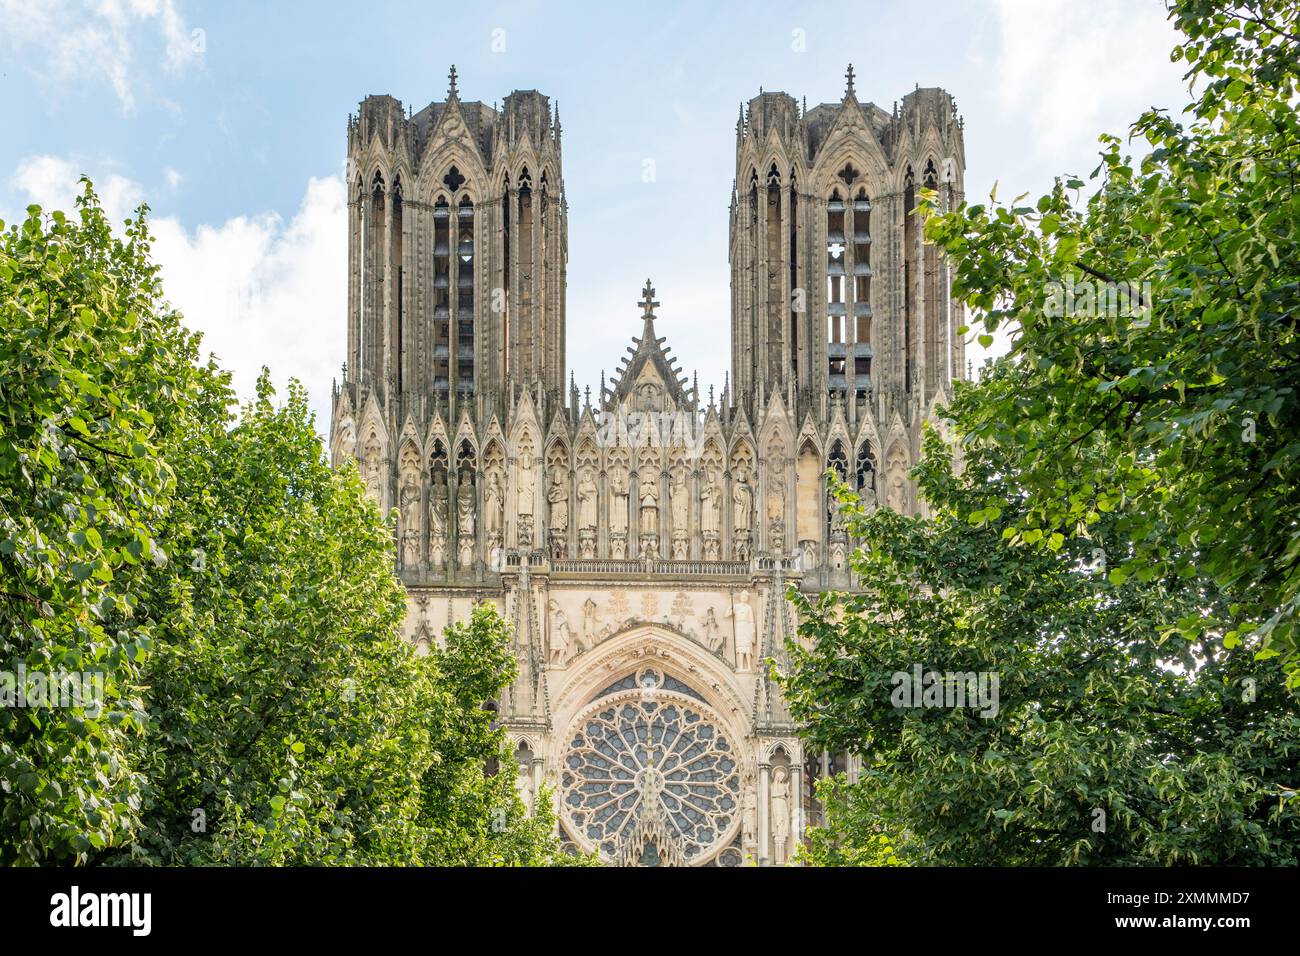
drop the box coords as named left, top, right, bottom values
left=554, top=101, right=562, bottom=141
left=845, top=63, right=856, bottom=99
left=447, top=64, right=459, bottom=101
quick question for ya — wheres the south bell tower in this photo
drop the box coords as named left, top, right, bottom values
left=343, top=66, right=567, bottom=428
left=729, top=66, right=967, bottom=428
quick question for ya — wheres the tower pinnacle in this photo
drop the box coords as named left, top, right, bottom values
left=638, top=279, right=660, bottom=321
left=845, top=63, right=856, bottom=99
left=448, top=64, right=459, bottom=101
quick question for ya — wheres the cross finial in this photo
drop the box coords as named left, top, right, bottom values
left=639, top=279, right=659, bottom=320
left=448, top=64, right=459, bottom=100
left=845, top=63, right=856, bottom=98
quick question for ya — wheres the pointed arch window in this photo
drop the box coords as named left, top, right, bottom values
left=826, top=189, right=847, bottom=387
left=432, top=196, right=451, bottom=392
left=455, top=194, right=475, bottom=394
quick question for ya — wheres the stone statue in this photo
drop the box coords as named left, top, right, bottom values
left=861, top=472, right=878, bottom=511
left=400, top=470, right=420, bottom=533
left=742, top=787, right=758, bottom=849
left=577, top=467, right=598, bottom=530
left=700, top=467, right=721, bottom=535
left=548, top=467, right=569, bottom=530
left=581, top=597, right=600, bottom=651
left=517, top=453, right=535, bottom=517
left=766, top=474, right=784, bottom=525
left=334, top=417, right=356, bottom=465
left=669, top=467, right=689, bottom=533
left=429, top=480, right=448, bottom=536
left=484, top=469, right=504, bottom=538
left=639, top=476, right=658, bottom=535
left=702, top=606, right=721, bottom=653
left=362, top=435, right=383, bottom=502
left=609, top=466, right=629, bottom=533
left=732, top=471, right=753, bottom=531
left=457, top=481, right=475, bottom=537
left=886, top=458, right=907, bottom=513
left=828, top=486, right=846, bottom=535
left=771, top=767, right=790, bottom=862
left=548, top=599, right=571, bottom=665
left=728, top=590, right=756, bottom=671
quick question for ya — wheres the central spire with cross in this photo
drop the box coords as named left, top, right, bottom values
left=844, top=63, right=856, bottom=99
left=638, top=278, right=660, bottom=322
left=447, top=64, right=459, bottom=100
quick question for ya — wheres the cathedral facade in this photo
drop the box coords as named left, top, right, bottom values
left=329, top=66, right=966, bottom=866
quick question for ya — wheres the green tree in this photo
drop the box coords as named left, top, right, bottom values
left=922, top=0, right=1300, bottom=677
left=2, top=184, right=573, bottom=865
left=783, top=389, right=1300, bottom=865
left=1, top=186, right=209, bottom=863
left=117, top=373, right=569, bottom=866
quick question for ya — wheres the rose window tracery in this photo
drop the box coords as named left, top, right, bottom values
left=560, top=668, right=742, bottom=865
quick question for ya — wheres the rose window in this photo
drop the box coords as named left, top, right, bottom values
left=560, top=669, right=742, bottom=865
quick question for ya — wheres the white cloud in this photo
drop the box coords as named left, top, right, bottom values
left=0, top=0, right=200, bottom=113
left=149, top=177, right=346, bottom=429
left=8, top=155, right=346, bottom=432
left=164, top=166, right=183, bottom=189
left=10, top=154, right=145, bottom=223
left=990, top=0, right=1185, bottom=161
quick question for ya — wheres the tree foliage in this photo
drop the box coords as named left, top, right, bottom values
left=1, top=185, right=573, bottom=866
left=784, top=382, right=1300, bottom=865
left=922, top=0, right=1300, bottom=678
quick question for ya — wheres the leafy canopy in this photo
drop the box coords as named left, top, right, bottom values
left=922, top=0, right=1300, bottom=679
left=2, top=183, right=576, bottom=866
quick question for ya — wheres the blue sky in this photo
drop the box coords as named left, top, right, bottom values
left=1, top=0, right=1191, bottom=430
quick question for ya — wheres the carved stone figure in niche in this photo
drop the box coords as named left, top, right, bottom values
left=429, top=480, right=448, bottom=537
left=457, top=480, right=475, bottom=565
left=639, top=476, right=659, bottom=535
left=548, top=600, right=571, bottom=665
left=457, top=480, right=475, bottom=536
left=548, top=467, right=569, bottom=530
left=741, top=786, right=758, bottom=849
left=728, top=590, right=756, bottom=671
left=362, top=435, right=383, bottom=502
left=885, top=450, right=908, bottom=513
left=767, top=474, right=785, bottom=550
left=484, top=469, right=504, bottom=541
left=429, top=480, right=448, bottom=569
left=609, top=466, right=629, bottom=534
left=700, top=467, right=721, bottom=535
left=732, top=471, right=753, bottom=531
left=581, top=597, right=600, bottom=652
left=669, top=467, right=689, bottom=531
left=828, top=486, right=847, bottom=536
left=335, top=418, right=356, bottom=465
left=577, top=467, right=598, bottom=530
left=771, top=768, right=790, bottom=863
left=399, top=471, right=421, bottom=567
left=702, top=606, right=722, bottom=653
left=860, top=472, right=878, bottom=511
left=517, top=451, right=536, bottom=517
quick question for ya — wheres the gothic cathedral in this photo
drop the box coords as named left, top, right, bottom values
left=329, top=66, right=966, bottom=866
